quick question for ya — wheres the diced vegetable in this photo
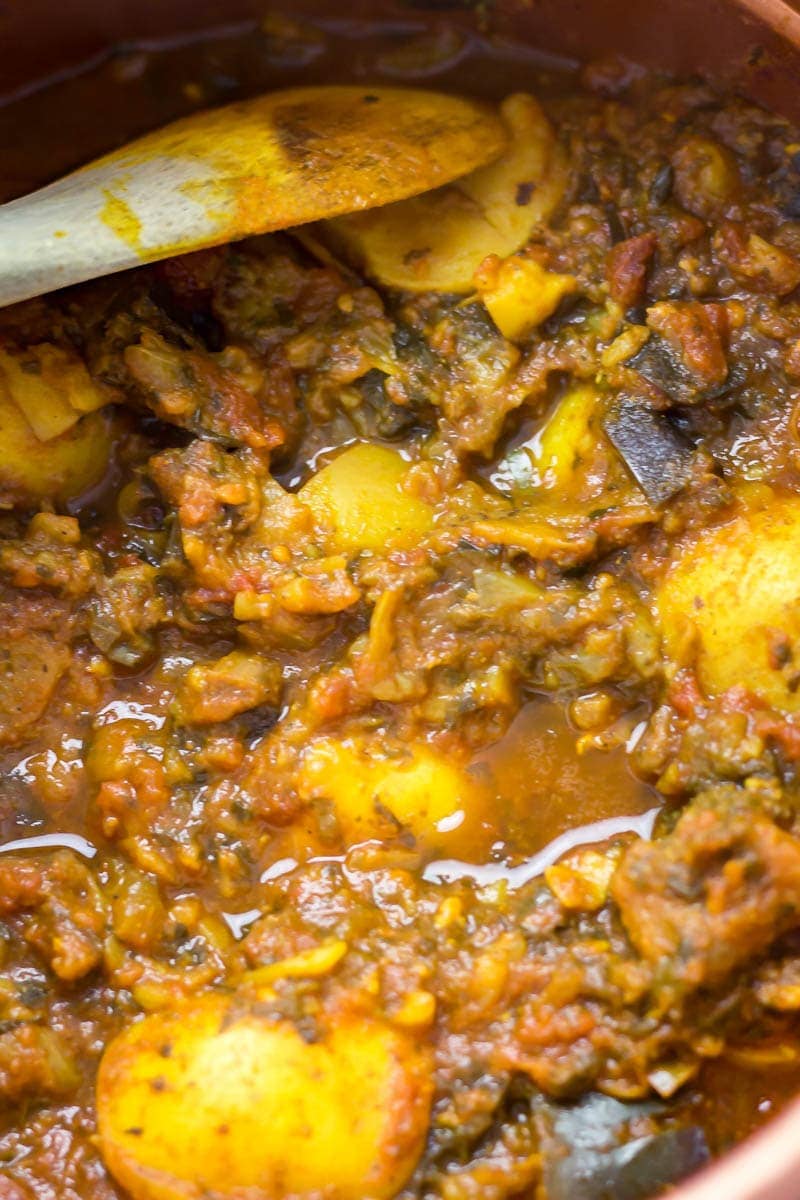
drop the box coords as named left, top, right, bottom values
left=657, top=494, right=800, bottom=710
left=0, top=634, right=70, bottom=747
left=108, top=866, right=167, bottom=951
left=0, top=384, right=114, bottom=504
left=605, top=234, right=657, bottom=309
left=86, top=719, right=174, bottom=824
left=534, top=385, right=600, bottom=489
left=0, top=1024, right=80, bottom=1104
left=713, top=222, right=800, bottom=296
left=173, top=650, right=282, bottom=725
left=0, top=344, right=110, bottom=440
left=603, top=397, right=694, bottom=506
left=536, top=1094, right=710, bottom=1200
left=755, top=957, right=800, bottom=1011
left=671, top=135, right=740, bottom=219
left=627, top=301, right=728, bottom=406
left=600, top=324, right=650, bottom=370
left=241, top=937, right=348, bottom=990
left=124, top=330, right=280, bottom=449
left=472, top=566, right=545, bottom=610
left=324, top=93, right=568, bottom=293
left=296, top=734, right=492, bottom=854
left=545, top=847, right=617, bottom=912
left=647, top=1060, right=699, bottom=1098
left=486, top=385, right=604, bottom=500
left=476, top=254, right=577, bottom=340
left=613, top=786, right=800, bottom=988
left=468, top=511, right=597, bottom=564
left=551, top=1127, right=710, bottom=1199
left=97, top=995, right=432, bottom=1200
left=299, top=443, right=434, bottom=553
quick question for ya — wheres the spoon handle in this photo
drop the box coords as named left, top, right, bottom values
left=0, top=158, right=220, bottom=307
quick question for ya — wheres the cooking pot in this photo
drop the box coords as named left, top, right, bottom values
left=2, top=2, right=799, bottom=1197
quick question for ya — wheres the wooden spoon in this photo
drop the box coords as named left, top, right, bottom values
left=0, top=85, right=506, bottom=308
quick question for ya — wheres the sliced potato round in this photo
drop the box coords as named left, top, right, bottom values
left=299, top=443, right=434, bottom=554
left=0, top=385, right=113, bottom=504
left=97, top=996, right=432, bottom=1200
left=296, top=734, right=493, bottom=855
left=324, top=93, right=568, bottom=293
left=657, top=494, right=800, bottom=711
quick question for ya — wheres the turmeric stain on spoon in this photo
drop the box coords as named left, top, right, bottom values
left=100, top=189, right=143, bottom=253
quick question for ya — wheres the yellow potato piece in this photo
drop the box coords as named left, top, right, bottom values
left=299, top=443, right=434, bottom=553
left=657, top=495, right=800, bottom=711
left=296, top=735, right=492, bottom=855
left=325, top=93, right=568, bottom=293
left=533, top=385, right=601, bottom=489
left=0, top=385, right=113, bottom=504
left=476, top=255, right=577, bottom=340
left=0, top=344, right=111, bottom=440
left=97, top=996, right=432, bottom=1200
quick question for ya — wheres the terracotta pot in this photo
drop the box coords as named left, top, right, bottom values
left=2, top=1, right=800, bottom=1196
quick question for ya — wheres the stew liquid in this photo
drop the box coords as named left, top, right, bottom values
left=2, top=13, right=800, bottom=1200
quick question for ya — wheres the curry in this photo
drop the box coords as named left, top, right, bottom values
left=3, top=14, right=800, bottom=1200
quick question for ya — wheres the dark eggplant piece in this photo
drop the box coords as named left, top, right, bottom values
left=624, top=332, right=733, bottom=407
left=544, top=1128, right=711, bottom=1200
left=536, top=1093, right=710, bottom=1200
left=603, top=396, right=694, bottom=505
left=354, top=368, right=419, bottom=439
left=649, top=162, right=674, bottom=206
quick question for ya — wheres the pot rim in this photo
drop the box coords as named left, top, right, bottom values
left=674, top=1087, right=800, bottom=1200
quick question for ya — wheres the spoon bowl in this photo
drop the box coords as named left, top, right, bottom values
left=0, top=85, right=507, bottom=308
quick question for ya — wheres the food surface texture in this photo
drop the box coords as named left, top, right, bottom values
left=3, top=13, right=800, bottom=1200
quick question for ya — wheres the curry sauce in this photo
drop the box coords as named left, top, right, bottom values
left=2, top=13, right=800, bottom=1200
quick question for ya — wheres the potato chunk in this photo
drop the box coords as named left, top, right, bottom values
left=0, top=386, right=113, bottom=504
left=476, top=254, right=577, bottom=341
left=325, top=93, right=568, bottom=293
left=533, top=385, right=601, bottom=490
left=0, top=344, right=111, bottom=440
left=97, top=996, right=432, bottom=1200
left=296, top=735, right=492, bottom=855
left=299, top=443, right=434, bottom=554
left=657, top=495, right=800, bottom=710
